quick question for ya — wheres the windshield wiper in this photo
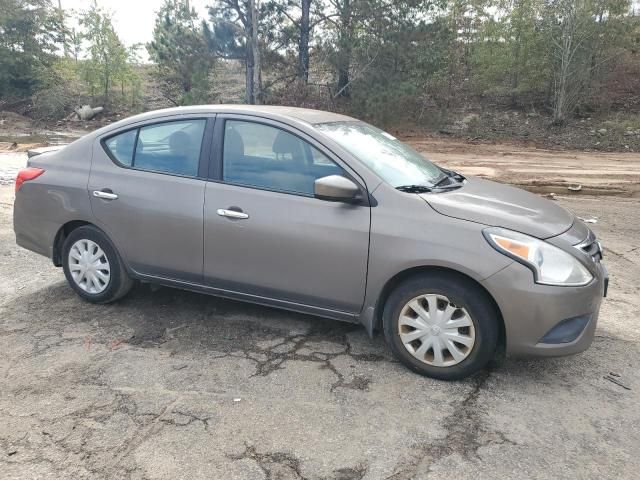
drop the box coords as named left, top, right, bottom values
left=397, top=169, right=467, bottom=193
left=432, top=175, right=451, bottom=188
left=396, top=184, right=433, bottom=193
left=432, top=169, right=466, bottom=189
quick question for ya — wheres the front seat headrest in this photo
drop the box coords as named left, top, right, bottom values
left=272, top=130, right=304, bottom=162
left=169, top=131, right=190, bottom=155
left=224, top=128, right=245, bottom=160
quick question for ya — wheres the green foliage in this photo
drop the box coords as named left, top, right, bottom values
left=148, top=0, right=215, bottom=105
left=0, top=0, right=638, bottom=126
left=470, top=0, right=550, bottom=101
left=206, top=0, right=250, bottom=60
left=31, top=57, right=82, bottom=119
left=0, top=0, right=62, bottom=97
left=79, top=1, right=139, bottom=105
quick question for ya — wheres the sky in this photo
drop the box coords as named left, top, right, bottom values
left=61, top=0, right=211, bottom=49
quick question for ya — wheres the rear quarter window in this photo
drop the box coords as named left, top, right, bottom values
left=104, top=130, right=137, bottom=166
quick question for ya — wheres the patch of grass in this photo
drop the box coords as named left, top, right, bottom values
left=600, top=113, right=640, bottom=134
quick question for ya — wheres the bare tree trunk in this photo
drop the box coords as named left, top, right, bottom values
left=251, top=0, right=262, bottom=104
left=589, top=8, right=604, bottom=81
left=245, top=1, right=255, bottom=104
left=104, top=59, right=110, bottom=105
left=510, top=30, right=521, bottom=108
left=298, top=0, right=311, bottom=82
left=58, top=0, right=69, bottom=58
left=245, top=52, right=255, bottom=104
left=553, top=9, right=573, bottom=125
left=336, top=0, right=352, bottom=97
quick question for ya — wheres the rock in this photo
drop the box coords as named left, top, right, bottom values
left=624, top=130, right=634, bottom=136
left=451, top=113, right=481, bottom=131
left=597, top=128, right=607, bottom=135
left=74, top=105, right=104, bottom=121
left=461, top=113, right=480, bottom=124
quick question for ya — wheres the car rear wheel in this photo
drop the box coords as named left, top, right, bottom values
left=383, top=272, right=499, bottom=380
left=62, top=225, right=133, bottom=303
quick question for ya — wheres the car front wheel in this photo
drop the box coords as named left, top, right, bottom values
left=383, top=272, right=499, bottom=380
left=62, top=225, right=133, bottom=303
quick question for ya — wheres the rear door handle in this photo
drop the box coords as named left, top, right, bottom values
left=93, top=190, right=118, bottom=200
left=217, top=208, right=249, bottom=219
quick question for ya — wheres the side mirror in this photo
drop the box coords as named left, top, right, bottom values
left=314, top=175, right=360, bottom=202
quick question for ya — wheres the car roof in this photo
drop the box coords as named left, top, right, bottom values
left=212, top=105, right=357, bottom=124
left=107, top=105, right=356, bottom=128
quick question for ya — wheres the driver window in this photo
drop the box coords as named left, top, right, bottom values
left=222, top=120, right=344, bottom=195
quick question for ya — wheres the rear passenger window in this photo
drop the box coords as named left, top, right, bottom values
left=223, top=120, right=344, bottom=195
left=104, top=119, right=206, bottom=177
left=134, top=120, right=206, bottom=176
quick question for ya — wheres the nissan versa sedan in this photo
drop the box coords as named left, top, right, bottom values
left=13, top=106, right=608, bottom=379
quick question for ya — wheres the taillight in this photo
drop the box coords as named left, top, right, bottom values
left=15, top=167, right=45, bottom=194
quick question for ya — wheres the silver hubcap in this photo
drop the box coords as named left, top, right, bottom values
left=68, top=239, right=110, bottom=294
left=398, top=294, right=476, bottom=367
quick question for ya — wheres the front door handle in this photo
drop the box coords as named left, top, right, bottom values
left=93, top=189, right=118, bottom=200
left=217, top=208, right=249, bottom=219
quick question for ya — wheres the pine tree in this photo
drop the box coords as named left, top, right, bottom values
left=148, top=0, right=215, bottom=105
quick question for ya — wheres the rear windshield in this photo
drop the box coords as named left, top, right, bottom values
left=315, top=121, right=445, bottom=187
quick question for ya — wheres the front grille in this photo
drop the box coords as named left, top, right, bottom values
left=575, top=230, right=602, bottom=262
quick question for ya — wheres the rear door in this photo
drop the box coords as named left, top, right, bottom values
left=203, top=116, right=370, bottom=314
left=89, top=115, right=214, bottom=283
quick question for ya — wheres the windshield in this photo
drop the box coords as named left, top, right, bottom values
left=315, top=121, right=446, bottom=188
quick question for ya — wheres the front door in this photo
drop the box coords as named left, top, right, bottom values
left=203, top=117, right=370, bottom=313
left=89, top=116, right=213, bottom=283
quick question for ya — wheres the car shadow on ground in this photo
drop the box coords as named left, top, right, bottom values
left=4, top=279, right=628, bottom=387
left=5, top=280, right=402, bottom=384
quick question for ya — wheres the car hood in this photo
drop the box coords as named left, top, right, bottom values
left=419, top=177, right=574, bottom=239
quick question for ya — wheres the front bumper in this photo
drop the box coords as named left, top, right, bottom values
left=481, top=260, right=607, bottom=358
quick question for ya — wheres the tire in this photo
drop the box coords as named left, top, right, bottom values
left=383, top=272, right=499, bottom=380
left=62, top=225, right=134, bottom=304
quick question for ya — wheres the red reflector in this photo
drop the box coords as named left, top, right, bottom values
left=15, top=167, right=45, bottom=194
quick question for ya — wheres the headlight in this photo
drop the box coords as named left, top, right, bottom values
left=483, top=227, right=593, bottom=286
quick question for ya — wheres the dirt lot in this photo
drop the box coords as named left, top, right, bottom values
left=405, top=137, right=640, bottom=197
left=1, top=141, right=640, bottom=479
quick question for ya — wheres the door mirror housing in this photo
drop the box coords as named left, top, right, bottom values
left=314, top=175, right=360, bottom=202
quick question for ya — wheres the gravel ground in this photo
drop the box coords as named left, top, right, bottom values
left=0, top=153, right=24, bottom=186
left=1, top=151, right=639, bottom=479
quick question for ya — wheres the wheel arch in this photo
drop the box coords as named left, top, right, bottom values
left=52, top=220, right=93, bottom=266
left=53, top=220, right=128, bottom=271
left=371, top=265, right=506, bottom=351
